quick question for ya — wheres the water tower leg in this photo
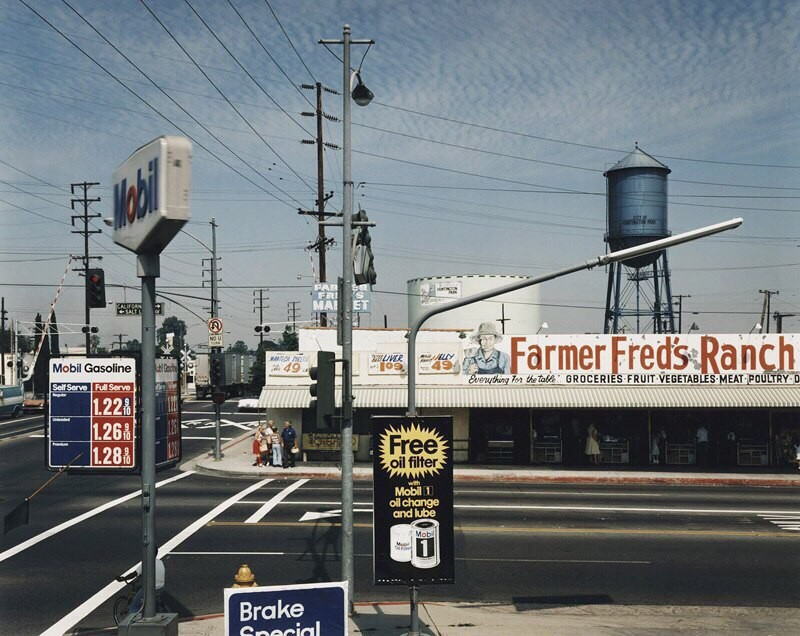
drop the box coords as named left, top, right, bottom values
left=613, top=262, right=623, bottom=334
left=604, top=261, right=615, bottom=334
left=661, top=250, right=676, bottom=333
left=653, top=260, right=662, bottom=333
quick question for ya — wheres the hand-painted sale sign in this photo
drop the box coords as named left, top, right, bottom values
left=48, top=358, right=136, bottom=471
left=268, top=353, right=310, bottom=377
left=372, top=416, right=454, bottom=585
left=225, top=581, right=347, bottom=636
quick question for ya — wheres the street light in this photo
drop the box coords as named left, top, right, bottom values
left=536, top=321, right=549, bottom=334
left=687, top=322, right=700, bottom=333
left=749, top=322, right=763, bottom=334
left=320, top=24, right=374, bottom=619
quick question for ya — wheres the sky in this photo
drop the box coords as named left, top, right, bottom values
left=0, top=0, right=798, bottom=354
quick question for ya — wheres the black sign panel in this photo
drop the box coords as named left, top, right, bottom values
left=372, top=415, right=454, bottom=585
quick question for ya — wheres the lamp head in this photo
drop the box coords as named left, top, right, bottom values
left=351, top=73, right=373, bottom=107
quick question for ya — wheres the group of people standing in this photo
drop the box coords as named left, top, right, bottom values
left=252, top=420, right=298, bottom=468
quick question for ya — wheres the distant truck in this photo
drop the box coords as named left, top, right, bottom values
left=194, top=352, right=257, bottom=399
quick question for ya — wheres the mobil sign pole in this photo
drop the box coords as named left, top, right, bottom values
left=112, top=135, right=191, bottom=628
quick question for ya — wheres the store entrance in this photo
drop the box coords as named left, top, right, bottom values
left=469, top=408, right=531, bottom=465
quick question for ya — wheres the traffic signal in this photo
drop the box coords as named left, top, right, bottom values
left=86, top=268, right=106, bottom=308
left=352, top=209, right=376, bottom=286
left=210, top=354, right=224, bottom=387
left=309, top=351, right=335, bottom=429
left=254, top=324, right=271, bottom=334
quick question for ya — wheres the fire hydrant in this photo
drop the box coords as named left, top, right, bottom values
left=232, top=563, right=258, bottom=588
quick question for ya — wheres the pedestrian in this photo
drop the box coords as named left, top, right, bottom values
left=651, top=433, right=660, bottom=464
left=270, top=421, right=282, bottom=468
left=696, top=425, right=708, bottom=467
left=259, top=425, right=271, bottom=467
left=264, top=420, right=275, bottom=466
left=585, top=423, right=601, bottom=465
left=281, top=420, right=298, bottom=468
left=252, top=425, right=265, bottom=467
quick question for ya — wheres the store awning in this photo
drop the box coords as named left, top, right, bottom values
left=257, top=385, right=800, bottom=410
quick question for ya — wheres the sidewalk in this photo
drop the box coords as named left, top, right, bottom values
left=185, top=429, right=800, bottom=487
left=177, top=602, right=800, bottom=635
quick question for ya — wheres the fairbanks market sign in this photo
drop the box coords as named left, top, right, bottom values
left=461, top=334, right=800, bottom=386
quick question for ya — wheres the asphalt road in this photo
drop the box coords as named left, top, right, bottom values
left=2, top=400, right=800, bottom=634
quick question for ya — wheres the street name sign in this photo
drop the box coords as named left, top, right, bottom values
left=48, top=357, right=137, bottom=472
left=225, top=581, right=347, bottom=636
left=115, top=302, right=164, bottom=316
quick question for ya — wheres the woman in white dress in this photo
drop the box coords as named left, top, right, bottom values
left=585, top=423, right=601, bottom=465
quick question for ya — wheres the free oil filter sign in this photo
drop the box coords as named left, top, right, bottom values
left=372, top=416, right=454, bottom=585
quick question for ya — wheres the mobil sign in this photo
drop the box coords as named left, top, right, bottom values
left=112, top=136, right=192, bottom=255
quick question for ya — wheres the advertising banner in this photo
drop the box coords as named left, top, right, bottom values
left=48, top=357, right=137, bottom=471
left=268, top=353, right=310, bottom=377
left=312, top=282, right=371, bottom=314
left=455, top=330, right=800, bottom=385
left=372, top=415, right=454, bottom=585
left=368, top=353, right=407, bottom=375
left=302, top=433, right=359, bottom=452
left=225, top=581, right=347, bottom=636
left=419, top=280, right=462, bottom=306
left=418, top=352, right=459, bottom=374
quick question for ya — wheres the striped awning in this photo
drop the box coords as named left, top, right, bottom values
left=257, top=385, right=800, bottom=410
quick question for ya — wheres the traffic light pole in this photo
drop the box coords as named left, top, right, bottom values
left=211, top=218, right=223, bottom=461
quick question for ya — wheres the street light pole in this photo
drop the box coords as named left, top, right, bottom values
left=320, top=23, right=373, bottom=617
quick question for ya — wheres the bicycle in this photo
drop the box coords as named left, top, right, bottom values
left=113, top=574, right=169, bottom=625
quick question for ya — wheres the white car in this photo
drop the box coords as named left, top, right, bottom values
left=237, top=398, right=260, bottom=412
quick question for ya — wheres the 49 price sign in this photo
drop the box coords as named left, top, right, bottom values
left=372, top=415, right=454, bottom=586
left=48, top=357, right=137, bottom=472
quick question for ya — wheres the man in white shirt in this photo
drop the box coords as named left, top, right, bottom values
left=696, top=426, right=709, bottom=467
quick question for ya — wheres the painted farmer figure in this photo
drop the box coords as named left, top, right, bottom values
left=463, top=322, right=511, bottom=375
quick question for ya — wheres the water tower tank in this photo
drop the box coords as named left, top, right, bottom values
left=604, top=146, right=671, bottom=269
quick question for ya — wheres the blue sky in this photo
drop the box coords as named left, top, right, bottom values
left=0, top=0, right=798, bottom=351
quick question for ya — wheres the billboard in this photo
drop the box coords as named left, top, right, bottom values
left=312, top=282, right=371, bottom=314
left=372, top=415, right=454, bottom=586
left=155, top=357, right=181, bottom=469
left=48, top=357, right=137, bottom=471
left=456, top=329, right=800, bottom=385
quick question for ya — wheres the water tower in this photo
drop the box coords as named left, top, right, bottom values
left=603, top=146, right=676, bottom=334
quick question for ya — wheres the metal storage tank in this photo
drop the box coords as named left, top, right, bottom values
left=604, top=146, right=671, bottom=269
left=408, top=275, right=541, bottom=333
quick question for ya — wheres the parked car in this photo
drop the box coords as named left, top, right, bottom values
left=0, top=384, right=24, bottom=418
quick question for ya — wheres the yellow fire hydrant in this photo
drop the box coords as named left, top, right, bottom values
left=232, top=563, right=258, bottom=588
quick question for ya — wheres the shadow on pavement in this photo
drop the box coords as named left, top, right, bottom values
left=513, top=594, right=615, bottom=610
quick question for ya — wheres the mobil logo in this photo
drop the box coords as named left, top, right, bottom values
left=113, top=156, right=159, bottom=230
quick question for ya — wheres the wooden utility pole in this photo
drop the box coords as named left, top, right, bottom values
left=70, top=182, right=101, bottom=353
left=298, top=82, right=339, bottom=326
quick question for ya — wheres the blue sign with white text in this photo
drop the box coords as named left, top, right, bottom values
left=224, top=582, right=347, bottom=636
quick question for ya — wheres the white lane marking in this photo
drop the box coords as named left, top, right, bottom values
left=758, top=514, right=800, bottom=531
left=236, top=500, right=800, bottom=517
left=245, top=479, right=309, bottom=523
left=221, top=418, right=258, bottom=430
left=299, top=509, right=372, bottom=522
left=182, top=436, right=235, bottom=441
left=169, top=551, right=285, bottom=555
left=42, top=477, right=275, bottom=636
left=302, top=487, right=661, bottom=497
left=165, top=551, right=650, bottom=565
left=0, top=471, right=193, bottom=564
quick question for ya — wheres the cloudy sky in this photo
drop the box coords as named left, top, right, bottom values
left=1, top=0, right=798, bottom=352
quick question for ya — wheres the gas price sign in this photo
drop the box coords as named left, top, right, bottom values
left=48, top=357, right=137, bottom=472
left=155, top=357, right=181, bottom=469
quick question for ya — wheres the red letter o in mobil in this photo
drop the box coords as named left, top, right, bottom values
left=126, top=184, right=137, bottom=224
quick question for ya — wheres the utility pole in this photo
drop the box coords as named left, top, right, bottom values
left=253, top=289, right=270, bottom=345
left=672, top=294, right=691, bottom=335
left=287, top=301, right=301, bottom=332
left=759, top=289, right=779, bottom=334
left=299, top=82, right=340, bottom=327
left=1, top=297, right=6, bottom=384
left=773, top=312, right=796, bottom=334
left=112, top=333, right=128, bottom=351
left=201, top=218, right=222, bottom=460
left=70, top=182, right=101, bottom=354
left=497, top=304, right=510, bottom=334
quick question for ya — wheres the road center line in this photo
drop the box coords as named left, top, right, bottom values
left=0, top=471, right=193, bottom=563
left=42, top=477, right=276, bottom=636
